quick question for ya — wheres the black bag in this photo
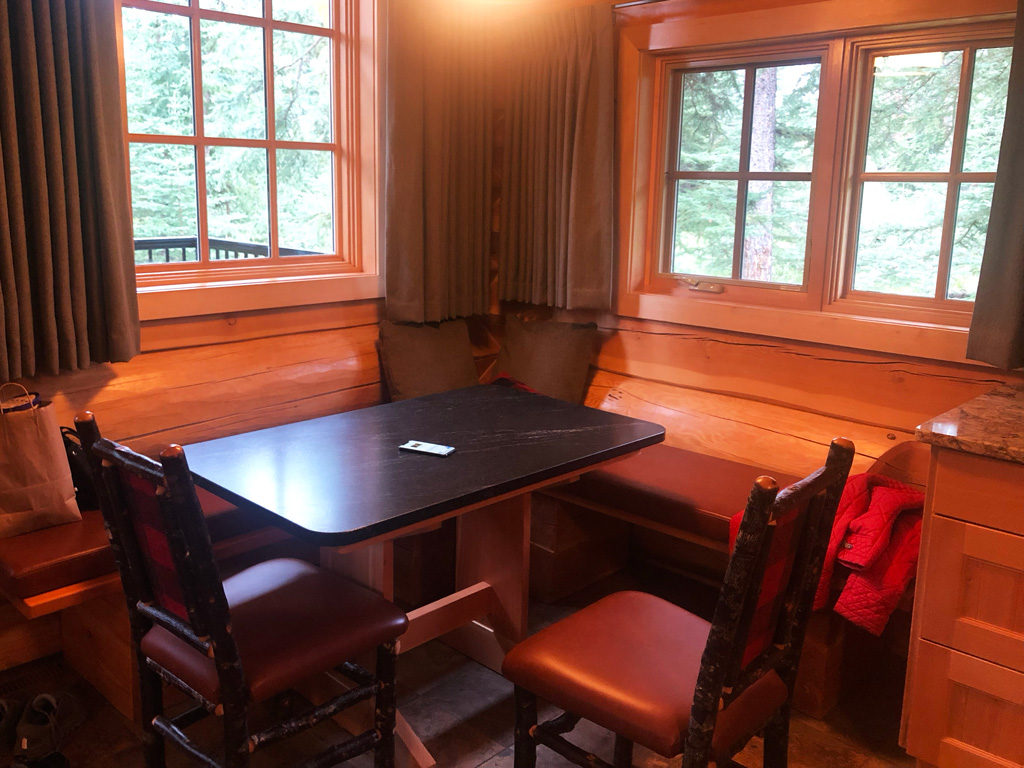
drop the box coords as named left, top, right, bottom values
left=60, top=427, right=98, bottom=511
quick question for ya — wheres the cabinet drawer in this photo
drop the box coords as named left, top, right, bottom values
left=919, top=516, right=1024, bottom=672
left=904, top=640, right=1024, bottom=768
left=931, top=449, right=1024, bottom=535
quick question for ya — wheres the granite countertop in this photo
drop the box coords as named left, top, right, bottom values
left=916, top=384, right=1024, bottom=464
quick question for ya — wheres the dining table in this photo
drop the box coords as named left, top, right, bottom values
left=183, top=383, right=665, bottom=767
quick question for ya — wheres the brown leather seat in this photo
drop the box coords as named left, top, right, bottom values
left=141, top=558, right=408, bottom=703
left=503, top=590, right=787, bottom=760
left=565, top=444, right=799, bottom=543
left=0, top=488, right=261, bottom=599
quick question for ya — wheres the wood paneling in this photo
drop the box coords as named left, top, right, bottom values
left=0, top=604, right=60, bottom=671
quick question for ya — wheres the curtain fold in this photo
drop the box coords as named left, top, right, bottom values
left=966, top=0, right=1024, bottom=369
left=0, top=0, right=138, bottom=381
left=497, top=4, right=615, bottom=310
left=384, top=0, right=494, bottom=324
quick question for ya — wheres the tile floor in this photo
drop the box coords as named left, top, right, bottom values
left=0, top=569, right=915, bottom=768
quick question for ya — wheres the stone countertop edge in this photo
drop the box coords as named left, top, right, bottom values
left=915, top=383, right=1024, bottom=465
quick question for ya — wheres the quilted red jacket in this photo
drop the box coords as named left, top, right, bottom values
left=813, top=473, right=924, bottom=635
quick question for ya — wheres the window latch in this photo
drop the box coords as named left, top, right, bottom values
left=678, top=276, right=725, bottom=294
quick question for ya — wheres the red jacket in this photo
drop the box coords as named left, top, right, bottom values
left=814, top=473, right=924, bottom=635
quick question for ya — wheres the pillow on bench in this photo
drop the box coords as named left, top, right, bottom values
left=379, top=320, right=479, bottom=401
left=493, top=316, right=597, bottom=404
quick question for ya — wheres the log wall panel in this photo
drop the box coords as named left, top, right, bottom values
left=593, top=316, right=1021, bottom=434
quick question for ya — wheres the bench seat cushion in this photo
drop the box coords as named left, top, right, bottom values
left=559, top=444, right=799, bottom=544
left=0, top=488, right=270, bottom=599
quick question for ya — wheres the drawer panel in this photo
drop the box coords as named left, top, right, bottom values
left=904, top=640, right=1024, bottom=768
left=931, top=449, right=1024, bottom=535
left=919, top=516, right=1024, bottom=672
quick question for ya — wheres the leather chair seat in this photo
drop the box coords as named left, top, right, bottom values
left=502, top=590, right=788, bottom=760
left=564, top=444, right=799, bottom=543
left=140, top=558, right=409, bottom=704
left=0, top=488, right=258, bottom=599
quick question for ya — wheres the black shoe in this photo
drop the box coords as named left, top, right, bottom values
left=14, top=693, right=83, bottom=761
left=0, top=697, right=24, bottom=752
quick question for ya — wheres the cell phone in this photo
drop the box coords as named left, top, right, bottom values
left=399, top=440, right=455, bottom=456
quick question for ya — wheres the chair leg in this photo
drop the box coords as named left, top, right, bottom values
left=513, top=686, right=538, bottom=768
left=613, top=735, right=633, bottom=767
left=375, top=641, right=398, bottom=768
left=762, top=704, right=790, bottom=768
left=222, top=699, right=251, bottom=768
left=138, top=658, right=166, bottom=768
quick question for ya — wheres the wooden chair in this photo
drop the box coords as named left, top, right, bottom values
left=502, top=437, right=855, bottom=768
left=75, top=412, right=409, bottom=768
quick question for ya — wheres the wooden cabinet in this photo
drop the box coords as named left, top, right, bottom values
left=902, top=446, right=1024, bottom=768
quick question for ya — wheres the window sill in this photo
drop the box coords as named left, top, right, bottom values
left=137, top=271, right=385, bottom=321
left=616, top=289, right=973, bottom=363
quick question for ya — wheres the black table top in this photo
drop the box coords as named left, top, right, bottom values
left=184, top=385, right=665, bottom=545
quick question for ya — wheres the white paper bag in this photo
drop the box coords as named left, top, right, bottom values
left=0, top=383, right=81, bottom=538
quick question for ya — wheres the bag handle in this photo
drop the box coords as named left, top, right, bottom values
left=0, top=382, right=35, bottom=414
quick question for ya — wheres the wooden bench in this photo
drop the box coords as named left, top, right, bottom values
left=0, top=489, right=312, bottom=719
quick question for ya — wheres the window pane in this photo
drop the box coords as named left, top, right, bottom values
left=749, top=63, right=820, bottom=173
left=129, top=143, right=198, bottom=264
left=963, top=47, right=1012, bottom=173
left=277, top=150, right=334, bottom=254
left=274, top=31, right=331, bottom=142
left=669, top=179, right=737, bottom=277
left=206, top=147, right=269, bottom=260
left=741, top=180, right=809, bottom=285
left=201, top=20, right=266, bottom=139
left=274, top=0, right=330, bottom=27
left=123, top=9, right=193, bottom=136
left=865, top=51, right=962, bottom=172
left=948, top=182, right=993, bottom=301
left=677, top=69, right=745, bottom=172
left=854, top=181, right=945, bottom=296
left=199, top=0, right=263, bottom=16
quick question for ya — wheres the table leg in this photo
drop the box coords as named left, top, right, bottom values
left=313, top=540, right=436, bottom=767
left=444, top=493, right=531, bottom=671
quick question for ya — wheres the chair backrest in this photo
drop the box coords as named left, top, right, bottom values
left=685, top=437, right=855, bottom=759
left=75, top=413, right=242, bottom=700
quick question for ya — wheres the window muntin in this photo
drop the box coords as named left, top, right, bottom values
left=663, top=61, right=822, bottom=288
left=122, top=0, right=341, bottom=271
left=848, top=44, right=1011, bottom=304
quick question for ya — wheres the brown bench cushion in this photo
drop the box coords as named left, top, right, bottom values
left=558, top=443, right=799, bottom=544
left=0, top=488, right=270, bottom=599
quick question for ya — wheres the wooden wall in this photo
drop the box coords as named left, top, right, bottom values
left=17, top=302, right=1021, bottom=480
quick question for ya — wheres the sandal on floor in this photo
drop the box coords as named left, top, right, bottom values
left=14, top=693, right=83, bottom=761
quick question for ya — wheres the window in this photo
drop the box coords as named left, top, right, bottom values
left=664, top=60, right=821, bottom=289
left=847, top=44, right=1011, bottom=306
left=119, top=0, right=379, bottom=318
left=620, top=19, right=1013, bottom=355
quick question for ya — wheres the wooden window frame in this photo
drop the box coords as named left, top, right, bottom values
left=643, top=42, right=841, bottom=312
left=117, top=0, right=381, bottom=320
left=828, top=23, right=1012, bottom=327
left=617, top=4, right=1015, bottom=362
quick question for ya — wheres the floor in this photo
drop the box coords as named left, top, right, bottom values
left=0, top=570, right=915, bottom=768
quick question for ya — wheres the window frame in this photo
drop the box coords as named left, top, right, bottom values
left=117, top=0, right=382, bottom=320
left=644, top=41, right=842, bottom=312
left=829, top=24, right=1012, bottom=327
left=617, top=8, right=1015, bottom=362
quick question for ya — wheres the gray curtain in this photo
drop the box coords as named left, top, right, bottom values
left=497, top=4, right=614, bottom=310
left=384, top=0, right=494, bottom=324
left=966, top=0, right=1024, bottom=369
left=0, top=0, right=138, bottom=381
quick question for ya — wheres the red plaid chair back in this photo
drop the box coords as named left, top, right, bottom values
left=698, top=439, right=854, bottom=715
left=120, top=469, right=190, bottom=621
